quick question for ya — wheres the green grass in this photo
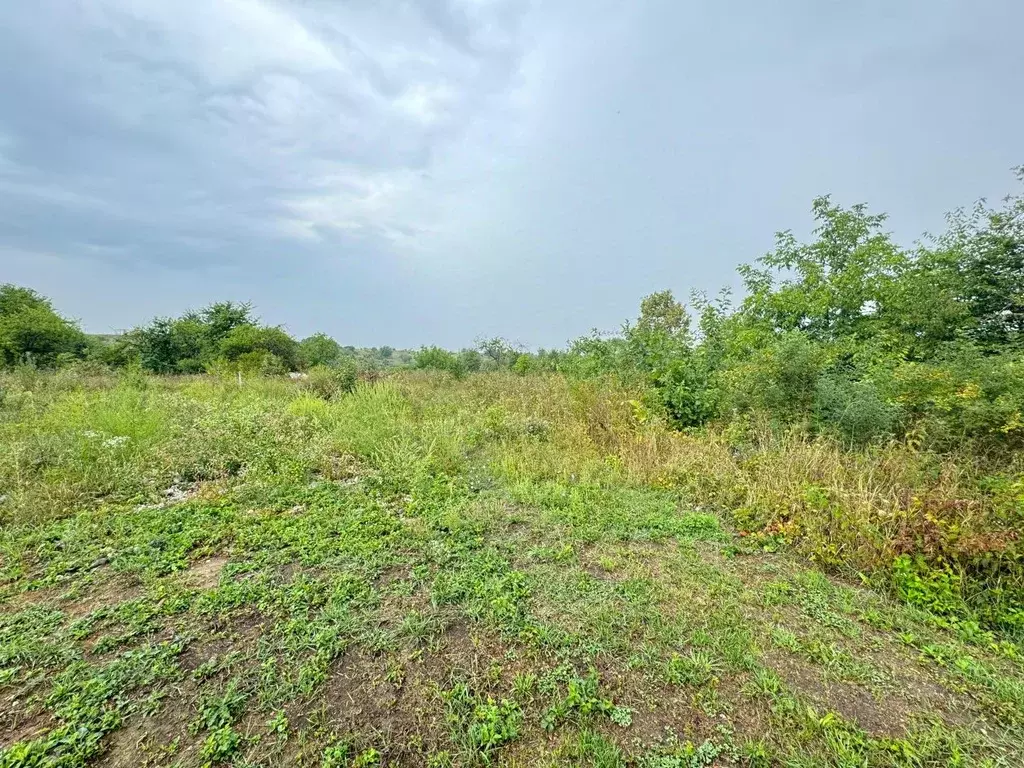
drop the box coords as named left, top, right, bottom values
left=1, top=371, right=1024, bottom=766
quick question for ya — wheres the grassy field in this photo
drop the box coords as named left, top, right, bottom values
left=2, top=371, right=1023, bottom=767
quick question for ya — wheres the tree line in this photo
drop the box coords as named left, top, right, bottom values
left=4, top=168, right=1022, bottom=456
left=0, top=285, right=533, bottom=378
left=508, top=169, right=1023, bottom=456
left=0, top=291, right=409, bottom=375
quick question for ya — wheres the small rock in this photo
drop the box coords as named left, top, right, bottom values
left=90, top=556, right=110, bottom=570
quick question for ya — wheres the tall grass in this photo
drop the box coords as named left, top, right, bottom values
left=2, top=368, right=1021, bottom=632
left=392, top=372, right=1024, bottom=631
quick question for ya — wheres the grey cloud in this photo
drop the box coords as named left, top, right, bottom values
left=1, top=1, right=1022, bottom=347
left=0, top=0, right=528, bottom=266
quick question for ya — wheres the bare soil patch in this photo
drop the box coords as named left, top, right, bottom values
left=322, top=619, right=514, bottom=764
left=763, top=650, right=915, bottom=737
left=177, top=611, right=266, bottom=673
left=101, top=681, right=199, bottom=768
left=181, top=555, right=229, bottom=590
left=0, top=707, right=51, bottom=751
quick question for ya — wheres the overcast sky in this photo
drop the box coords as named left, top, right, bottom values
left=1, top=1, right=1021, bottom=348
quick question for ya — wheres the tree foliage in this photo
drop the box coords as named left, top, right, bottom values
left=559, top=171, right=1024, bottom=450
left=476, top=336, right=519, bottom=369
left=299, top=333, right=344, bottom=368
left=413, top=346, right=466, bottom=377
left=0, top=284, right=87, bottom=368
left=121, top=301, right=303, bottom=374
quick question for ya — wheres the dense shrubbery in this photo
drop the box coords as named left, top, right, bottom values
left=555, top=173, right=1024, bottom=454
left=298, top=331, right=344, bottom=368
left=300, top=361, right=358, bottom=400
left=399, top=171, right=1024, bottom=629
left=123, top=302, right=307, bottom=375
left=413, top=345, right=467, bottom=377
left=0, top=290, right=410, bottom=382
left=412, top=338, right=524, bottom=377
left=0, top=284, right=88, bottom=367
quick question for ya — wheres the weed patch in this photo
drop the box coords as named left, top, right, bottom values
left=1, top=372, right=1023, bottom=766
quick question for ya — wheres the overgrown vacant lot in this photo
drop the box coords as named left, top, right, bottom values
left=2, top=372, right=1024, bottom=767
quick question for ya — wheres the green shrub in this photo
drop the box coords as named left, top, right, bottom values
left=561, top=332, right=632, bottom=379
left=0, top=284, right=88, bottom=368
left=413, top=346, right=466, bottom=377
left=877, top=347, right=1024, bottom=450
left=892, top=555, right=967, bottom=617
left=814, top=375, right=898, bottom=446
left=301, top=362, right=358, bottom=400
left=298, top=332, right=344, bottom=368
left=655, top=356, right=718, bottom=428
left=458, top=348, right=483, bottom=373
left=726, top=332, right=825, bottom=418
left=219, top=325, right=299, bottom=371
left=512, top=353, right=532, bottom=375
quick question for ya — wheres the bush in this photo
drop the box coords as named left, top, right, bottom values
left=458, top=348, right=483, bottom=373
left=125, top=301, right=305, bottom=374
left=512, top=353, right=532, bottom=375
left=299, top=332, right=344, bottom=368
left=219, top=325, right=300, bottom=371
left=560, top=332, right=631, bottom=379
left=892, top=555, right=966, bottom=617
left=300, top=362, right=357, bottom=400
left=814, top=375, right=898, bottom=446
left=880, top=347, right=1024, bottom=450
left=413, top=346, right=465, bottom=377
left=0, top=284, right=88, bottom=368
left=655, top=356, right=718, bottom=428
left=721, top=332, right=825, bottom=419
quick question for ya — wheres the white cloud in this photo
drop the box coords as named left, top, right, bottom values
left=4, top=0, right=1023, bottom=350
left=82, top=0, right=345, bottom=83
left=394, top=81, right=458, bottom=125
left=282, top=166, right=436, bottom=243
left=0, top=0, right=535, bottom=261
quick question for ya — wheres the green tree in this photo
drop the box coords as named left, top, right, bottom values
left=219, top=325, right=300, bottom=371
left=0, top=284, right=87, bottom=368
left=413, top=346, right=465, bottom=377
left=562, top=330, right=630, bottom=378
left=936, top=172, right=1024, bottom=350
left=738, top=197, right=905, bottom=351
left=458, top=348, right=483, bottom=373
left=624, top=290, right=692, bottom=372
left=299, top=332, right=344, bottom=368
left=476, top=337, right=518, bottom=369
left=128, top=316, right=208, bottom=373
left=199, top=302, right=255, bottom=346
left=128, top=301, right=298, bottom=374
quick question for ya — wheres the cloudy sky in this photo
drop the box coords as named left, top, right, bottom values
left=1, top=1, right=1021, bottom=348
